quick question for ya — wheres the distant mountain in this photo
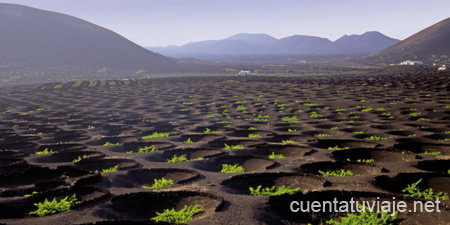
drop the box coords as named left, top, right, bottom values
left=149, top=33, right=277, bottom=58
left=334, top=31, right=399, bottom=54
left=0, top=3, right=174, bottom=71
left=148, top=32, right=399, bottom=60
left=269, top=35, right=342, bottom=55
left=224, top=33, right=278, bottom=45
left=368, top=17, right=450, bottom=64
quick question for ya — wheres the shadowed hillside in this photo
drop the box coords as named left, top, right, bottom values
left=367, top=17, right=450, bottom=65
left=0, top=3, right=174, bottom=71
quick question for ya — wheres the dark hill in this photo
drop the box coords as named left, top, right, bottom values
left=368, top=17, right=450, bottom=64
left=0, top=3, right=174, bottom=71
left=334, top=31, right=399, bottom=54
left=268, top=35, right=342, bottom=55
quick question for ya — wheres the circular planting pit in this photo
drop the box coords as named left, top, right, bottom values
left=0, top=166, right=98, bottom=197
left=111, top=191, right=223, bottom=221
left=221, top=172, right=330, bottom=195
left=332, top=148, right=417, bottom=163
left=352, top=133, right=391, bottom=141
left=419, top=127, right=449, bottom=133
left=0, top=135, right=40, bottom=144
left=33, top=150, right=105, bottom=163
left=43, top=134, right=90, bottom=143
left=0, top=150, right=28, bottom=159
left=387, top=130, right=421, bottom=137
left=193, top=155, right=275, bottom=173
left=0, top=142, right=37, bottom=151
left=425, top=134, right=450, bottom=142
left=86, top=136, right=139, bottom=146
left=0, top=158, right=27, bottom=167
left=140, top=129, right=180, bottom=137
left=252, top=144, right=314, bottom=158
left=100, top=124, right=133, bottom=131
left=267, top=190, right=425, bottom=224
left=0, top=185, right=109, bottom=219
left=177, top=134, right=224, bottom=143
left=314, top=139, right=380, bottom=149
left=145, top=148, right=224, bottom=162
left=267, top=134, right=315, bottom=143
left=395, top=138, right=434, bottom=145
left=36, top=144, right=88, bottom=153
left=394, top=142, right=450, bottom=155
left=0, top=164, right=38, bottom=176
left=207, top=139, right=265, bottom=149
left=74, top=158, right=139, bottom=172
left=112, top=168, right=199, bottom=188
left=340, top=127, right=373, bottom=134
left=54, top=130, right=87, bottom=137
left=0, top=132, right=18, bottom=139
left=371, top=124, right=398, bottom=130
left=78, top=220, right=170, bottom=225
left=120, top=141, right=174, bottom=153
left=102, top=128, right=141, bottom=136
left=416, top=160, right=450, bottom=173
left=21, top=127, right=62, bottom=135
left=299, top=161, right=387, bottom=176
left=191, top=126, right=232, bottom=134
left=230, top=129, right=274, bottom=138
left=375, top=172, right=450, bottom=197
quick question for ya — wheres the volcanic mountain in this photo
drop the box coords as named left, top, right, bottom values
left=334, top=31, right=399, bottom=54
left=148, top=32, right=399, bottom=60
left=368, top=17, right=450, bottom=64
left=0, top=3, right=174, bottom=71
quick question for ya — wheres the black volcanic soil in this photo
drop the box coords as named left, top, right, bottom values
left=1, top=72, right=450, bottom=224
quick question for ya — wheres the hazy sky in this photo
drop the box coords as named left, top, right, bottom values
left=2, top=0, right=449, bottom=47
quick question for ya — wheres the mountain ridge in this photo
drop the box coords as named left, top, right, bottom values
left=147, top=32, right=400, bottom=59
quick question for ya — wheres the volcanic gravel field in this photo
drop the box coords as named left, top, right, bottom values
left=1, top=73, right=450, bottom=224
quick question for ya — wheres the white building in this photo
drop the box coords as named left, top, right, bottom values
left=438, top=65, right=447, bottom=71
left=400, top=60, right=424, bottom=66
left=238, top=70, right=252, bottom=76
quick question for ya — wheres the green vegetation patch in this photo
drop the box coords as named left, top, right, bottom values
left=328, top=146, right=349, bottom=150
left=327, top=205, right=398, bottom=225
left=204, top=128, right=222, bottom=134
left=151, top=205, right=203, bottom=224
left=319, top=169, right=358, bottom=177
left=98, top=165, right=119, bottom=174
left=30, top=194, right=80, bottom=217
left=137, top=145, right=156, bottom=153
left=402, top=179, right=449, bottom=200
left=223, top=144, right=245, bottom=150
left=249, top=185, right=300, bottom=196
left=221, top=164, right=245, bottom=173
left=72, top=154, right=90, bottom=163
left=142, top=132, right=170, bottom=139
left=268, top=152, right=285, bottom=159
left=142, top=178, right=174, bottom=189
left=35, top=148, right=57, bottom=155
left=103, top=142, right=119, bottom=146
left=167, top=154, right=188, bottom=163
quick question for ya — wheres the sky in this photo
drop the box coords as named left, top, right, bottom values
left=1, top=0, right=449, bottom=47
